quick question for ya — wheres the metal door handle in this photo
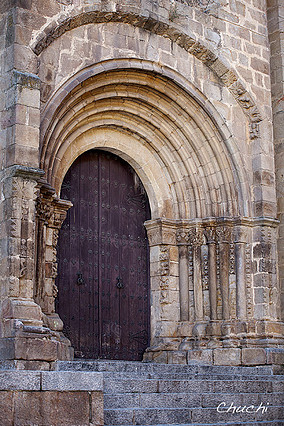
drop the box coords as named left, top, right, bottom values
left=116, top=277, right=124, bottom=289
left=77, top=272, right=85, bottom=285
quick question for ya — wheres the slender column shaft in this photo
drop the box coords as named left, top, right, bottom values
left=208, top=242, right=217, bottom=320
left=235, top=242, right=247, bottom=319
left=193, top=245, right=203, bottom=321
left=179, top=245, right=189, bottom=321
left=219, top=242, right=230, bottom=320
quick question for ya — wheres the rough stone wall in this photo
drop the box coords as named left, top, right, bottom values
left=267, top=0, right=284, bottom=322
left=0, top=370, right=104, bottom=425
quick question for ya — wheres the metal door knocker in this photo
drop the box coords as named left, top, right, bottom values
left=116, top=277, right=124, bottom=289
left=77, top=272, right=85, bottom=285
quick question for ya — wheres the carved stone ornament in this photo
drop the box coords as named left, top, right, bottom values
left=187, top=227, right=204, bottom=247
left=176, top=228, right=190, bottom=244
left=36, top=196, right=54, bottom=224
left=216, top=226, right=232, bottom=243
left=204, top=226, right=217, bottom=244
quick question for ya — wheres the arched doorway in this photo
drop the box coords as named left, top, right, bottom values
left=55, top=149, right=151, bottom=360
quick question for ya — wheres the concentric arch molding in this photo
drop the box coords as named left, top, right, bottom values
left=31, top=8, right=262, bottom=136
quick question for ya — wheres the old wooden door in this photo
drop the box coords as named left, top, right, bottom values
left=55, top=150, right=151, bottom=360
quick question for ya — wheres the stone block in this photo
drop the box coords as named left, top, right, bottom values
left=139, top=392, right=201, bottom=408
left=213, top=348, right=241, bottom=366
left=17, top=87, right=40, bottom=108
left=267, top=348, right=284, bottom=365
left=158, top=379, right=213, bottom=393
left=0, top=391, right=13, bottom=426
left=104, top=393, right=139, bottom=409
left=41, top=371, right=103, bottom=391
left=104, top=408, right=133, bottom=426
left=0, top=371, right=40, bottom=390
left=91, top=391, right=104, bottom=425
left=134, top=408, right=192, bottom=424
left=104, top=378, right=158, bottom=394
left=14, top=391, right=90, bottom=426
left=15, top=337, right=58, bottom=361
left=167, top=350, right=187, bottom=365
left=14, top=360, right=50, bottom=370
left=187, top=349, right=213, bottom=365
left=0, top=338, right=15, bottom=360
left=242, top=348, right=267, bottom=365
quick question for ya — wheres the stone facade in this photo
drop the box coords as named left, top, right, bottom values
left=0, top=0, right=284, bottom=368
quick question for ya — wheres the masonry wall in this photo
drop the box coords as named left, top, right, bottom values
left=0, top=0, right=283, bottom=368
left=0, top=370, right=104, bottom=426
left=267, top=0, right=284, bottom=321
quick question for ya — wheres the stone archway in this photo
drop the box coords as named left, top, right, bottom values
left=35, top=66, right=283, bottom=365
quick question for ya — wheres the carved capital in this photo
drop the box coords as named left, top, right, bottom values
left=204, top=226, right=217, bottom=244
left=216, top=226, right=232, bottom=243
left=145, top=219, right=176, bottom=246
left=48, top=199, right=72, bottom=229
left=36, top=196, right=54, bottom=224
left=233, top=226, right=249, bottom=243
left=188, top=227, right=204, bottom=247
left=176, top=228, right=190, bottom=244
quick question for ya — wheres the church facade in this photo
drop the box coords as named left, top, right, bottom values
left=0, top=0, right=284, bottom=370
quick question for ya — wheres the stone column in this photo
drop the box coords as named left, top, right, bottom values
left=35, top=180, right=72, bottom=331
left=143, top=219, right=179, bottom=363
left=216, top=225, right=232, bottom=320
left=204, top=226, right=218, bottom=320
left=188, top=227, right=204, bottom=322
left=234, top=226, right=248, bottom=320
left=176, top=228, right=190, bottom=321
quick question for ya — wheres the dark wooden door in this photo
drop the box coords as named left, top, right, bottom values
left=55, top=150, right=151, bottom=360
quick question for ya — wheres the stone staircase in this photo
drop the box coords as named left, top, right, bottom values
left=55, top=360, right=284, bottom=425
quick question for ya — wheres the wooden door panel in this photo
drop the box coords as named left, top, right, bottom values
left=56, top=150, right=150, bottom=360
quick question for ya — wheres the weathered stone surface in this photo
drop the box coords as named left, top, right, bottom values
left=14, top=391, right=90, bottom=426
left=42, top=371, right=103, bottom=391
left=0, top=371, right=40, bottom=390
left=213, top=348, right=241, bottom=366
left=0, top=391, right=13, bottom=426
left=0, top=0, right=283, bottom=369
left=91, top=391, right=104, bottom=426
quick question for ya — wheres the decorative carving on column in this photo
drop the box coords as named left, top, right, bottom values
left=216, top=225, right=232, bottom=320
left=188, top=227, right=204, bottom=322
left=35, top=180, right=72, bottom=331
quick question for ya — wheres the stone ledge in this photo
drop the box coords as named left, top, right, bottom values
left=0, top=371, right=103, bottom=391
left=42, top=371, right=103, bottom=391
left=0, top=371, right=41, bottom=390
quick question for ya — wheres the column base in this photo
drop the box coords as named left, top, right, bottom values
left=0, top=327, right=73, bottom=370
left=143, top=319, right=284, bottom=370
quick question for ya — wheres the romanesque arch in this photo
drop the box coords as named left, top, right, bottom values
left=35, top=62, right=282, bottom=363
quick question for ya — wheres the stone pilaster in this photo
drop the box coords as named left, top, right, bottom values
left=35, top=180, right=72, bottom=332
left=143, top=219, right=180, bottom=363
left=0, top=169, right=73, bottom=367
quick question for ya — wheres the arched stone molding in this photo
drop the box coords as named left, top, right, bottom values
left=41, top=64, right=249, bottom=220
left=31, top=7, right=262, bottom=133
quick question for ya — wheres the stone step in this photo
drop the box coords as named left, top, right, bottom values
left=104, top=405, right=284, bottom=425
left=104, top=392, right=284, bottom=410
left=54, top=360, right=283, bottom=425
left=103, top=378, right=283, bottom=394
left=55, top=360, right=273, bottom=376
